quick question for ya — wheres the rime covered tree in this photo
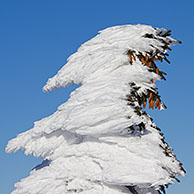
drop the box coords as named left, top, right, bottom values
left=6, top=24, right=185, bottom=194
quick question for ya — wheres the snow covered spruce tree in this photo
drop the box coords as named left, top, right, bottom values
left=6, top=24, right=185, bottom=194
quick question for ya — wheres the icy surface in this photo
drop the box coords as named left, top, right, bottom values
left=6, top=24, right=184, bottom=194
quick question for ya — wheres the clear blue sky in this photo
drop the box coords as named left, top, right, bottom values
left=0, top=0, right=193, bottom=193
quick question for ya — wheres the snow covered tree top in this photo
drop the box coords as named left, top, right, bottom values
left=43, top=24, right=180, bottom=92
left=6, top=24, right=184, bottom=194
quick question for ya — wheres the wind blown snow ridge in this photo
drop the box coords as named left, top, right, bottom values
left=6, top=24, right=184, bottom=194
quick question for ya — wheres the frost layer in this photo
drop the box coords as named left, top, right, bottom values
left=6, top=24, right=184, bottom=194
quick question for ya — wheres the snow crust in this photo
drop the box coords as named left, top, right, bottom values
left=6, top=24, right=184, bottom=194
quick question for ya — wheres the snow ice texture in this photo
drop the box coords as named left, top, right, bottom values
left=6, top=24, right=184, bottom=194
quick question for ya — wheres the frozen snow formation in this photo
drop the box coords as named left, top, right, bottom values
left=6, top=24, right=185, bottom=194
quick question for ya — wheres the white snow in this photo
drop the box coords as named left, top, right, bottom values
left=6, top=24, right=184, bottom=194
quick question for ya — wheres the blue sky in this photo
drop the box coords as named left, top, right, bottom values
left=0, top=0, right=193, bottom=193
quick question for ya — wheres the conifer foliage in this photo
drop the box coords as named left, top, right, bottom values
left=6, top=25, right=185, bottom=194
